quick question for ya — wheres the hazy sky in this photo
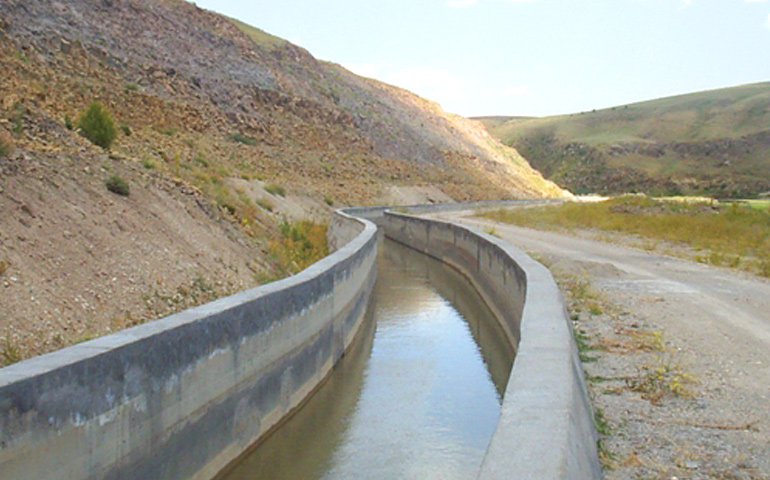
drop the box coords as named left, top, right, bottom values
left=193, top=0, right=770, bottom=117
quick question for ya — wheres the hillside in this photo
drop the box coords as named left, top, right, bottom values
left=0, top=0, right=564, bottom=363
left=478, top=82, right=770, bottom=197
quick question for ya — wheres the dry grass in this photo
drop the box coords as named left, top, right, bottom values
left=269, top=220, right=329, bottom=276
left=598, top=328, right=665, bottom=354
left=481, top=195, right=770, bottom=277
left=0, top=130, right=14, bottom=157
left=627, top=354, right=696, bottom=404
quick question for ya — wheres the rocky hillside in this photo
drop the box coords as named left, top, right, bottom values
left=0, top=0, right=563, bottom=363
left=479, top=82, right=770, bottom=197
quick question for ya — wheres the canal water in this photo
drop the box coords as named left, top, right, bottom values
left=217, top=238, right=515, bottom=480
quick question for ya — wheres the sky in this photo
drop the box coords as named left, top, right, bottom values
left=192, top=0, right=770, bottom=117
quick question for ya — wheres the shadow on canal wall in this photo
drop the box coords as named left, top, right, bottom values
left=352, top=205, right=601, bottom=480
left=0, top=211, right=377, bottom=480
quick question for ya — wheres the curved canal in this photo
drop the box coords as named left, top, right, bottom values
left=217, top=238, right=515, bottom=480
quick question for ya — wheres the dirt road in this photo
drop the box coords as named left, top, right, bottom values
left=444, top=211, right=770, bottom=479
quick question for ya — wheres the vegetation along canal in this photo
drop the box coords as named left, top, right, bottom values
left=217, top=238, right=515, bottom=480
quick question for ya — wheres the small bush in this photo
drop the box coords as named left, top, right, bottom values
left=105, top=175, right=130, bottom=196
left=324, top=195, right=334, bottom=206
left=270, top=220, right=329, bottom=274
left=256, top=198, right=274, bottom=212
left=64, top=115, right=74, bottom=130
left=78, top=101, right=117, bottom=149
left=141, top=156, right=156, bottom=170
left=229, top=133, right=257, bottom=145
left=0, top=131, right=14, bottom=157
left=2, top=335, right=22, bottom=366
left=264, top=183, right=286, bottom=197
left=193, top=152, right=208, bottom=167
left=120, top=124, right=132, bottom=136
left=12, top=104, right=24, bottom=134
left=124, top=83, right=138, bottom=92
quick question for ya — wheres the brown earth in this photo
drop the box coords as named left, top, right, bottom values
left=0, top=0, right=565, bottom=364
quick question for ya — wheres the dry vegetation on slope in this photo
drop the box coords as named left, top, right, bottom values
left=0, top=0, right=564, bottom=363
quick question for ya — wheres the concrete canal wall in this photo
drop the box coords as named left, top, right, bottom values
left=0, top=211, right=377, bottom=480
left=372, top=209, right=601, bottom=480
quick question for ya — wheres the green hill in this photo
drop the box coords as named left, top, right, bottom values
left=477, top=82, right=770, bottom=197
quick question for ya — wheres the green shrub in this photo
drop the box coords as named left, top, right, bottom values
left=124, top=83, right=138, bottom=92
left=64, top=115, right=74, bottom=130
left=78, top=101, right=117, bottom=149
left=105, top=175, right=130, bottom=196
left=141, top=156, right=156, bottom=170
left=229, top=133, right=257, bottom=145
left=120, top=124, right=132, bottom=136
left=264, top=183, right=286, bottom=197
left=324, top=195, right=334, bottom=206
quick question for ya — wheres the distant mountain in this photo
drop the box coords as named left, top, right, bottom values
left=477, top=82, right=770, bottom=197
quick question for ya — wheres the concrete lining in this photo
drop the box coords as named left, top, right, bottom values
left=0, top=210, right=377, bottom=480
left=365, top=208, right=601, bottom=480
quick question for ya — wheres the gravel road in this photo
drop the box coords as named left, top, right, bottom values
left=443, top=211, right=770, bottom=479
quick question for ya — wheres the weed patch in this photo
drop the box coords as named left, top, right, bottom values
left=2, top=335, right=22, bottom=366
left=484, top=226, right=500, bottom=237
left=264, top=183, right=286, bottom=197
left=256, top=197, right=274, bottom=212
left=627, top=354, right=696, bottom=404
left=598, top=329, right=665, bottom=354
left=269, top=220, right=328, bottom=275
left=141, top=156, right=156, bottom=170
left=229, top=133, right=257, bottom=145
left=105, top=175, right=130, bottom=196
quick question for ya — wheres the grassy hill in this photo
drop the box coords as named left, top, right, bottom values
left=0, top=0, right=564, bottom=362
left=478, top=82, right=770, bottom=197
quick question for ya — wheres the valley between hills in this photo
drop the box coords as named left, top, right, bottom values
left=3, top=1, right=770, bottom=479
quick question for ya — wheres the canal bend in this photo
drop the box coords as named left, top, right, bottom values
left=217, top=238, right=515, bottom=480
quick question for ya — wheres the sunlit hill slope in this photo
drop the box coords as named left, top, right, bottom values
left=478, top=82, right=770, bottom=197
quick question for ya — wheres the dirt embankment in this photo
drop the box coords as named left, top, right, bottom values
left=0, top=145, right=270, bottom=363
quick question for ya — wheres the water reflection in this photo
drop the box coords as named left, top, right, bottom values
left=218, top=238, right=514, bottom=480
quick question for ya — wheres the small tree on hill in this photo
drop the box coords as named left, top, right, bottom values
left=78, top=101, right=117, bottom=150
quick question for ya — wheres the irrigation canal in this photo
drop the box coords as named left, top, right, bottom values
left=216, top=238, right=515, bottom=480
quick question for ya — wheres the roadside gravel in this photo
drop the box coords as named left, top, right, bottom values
left=445, top=212, right=770, bottom=480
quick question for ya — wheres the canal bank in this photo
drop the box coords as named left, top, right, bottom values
left=0, top=202, right=600, bottom=480
left=0, top=211, right=377, bottom=480
left=363, top=207, right=601, bottom=480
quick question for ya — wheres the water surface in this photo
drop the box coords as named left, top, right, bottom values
left=218, top=239, right=514, bottom=480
